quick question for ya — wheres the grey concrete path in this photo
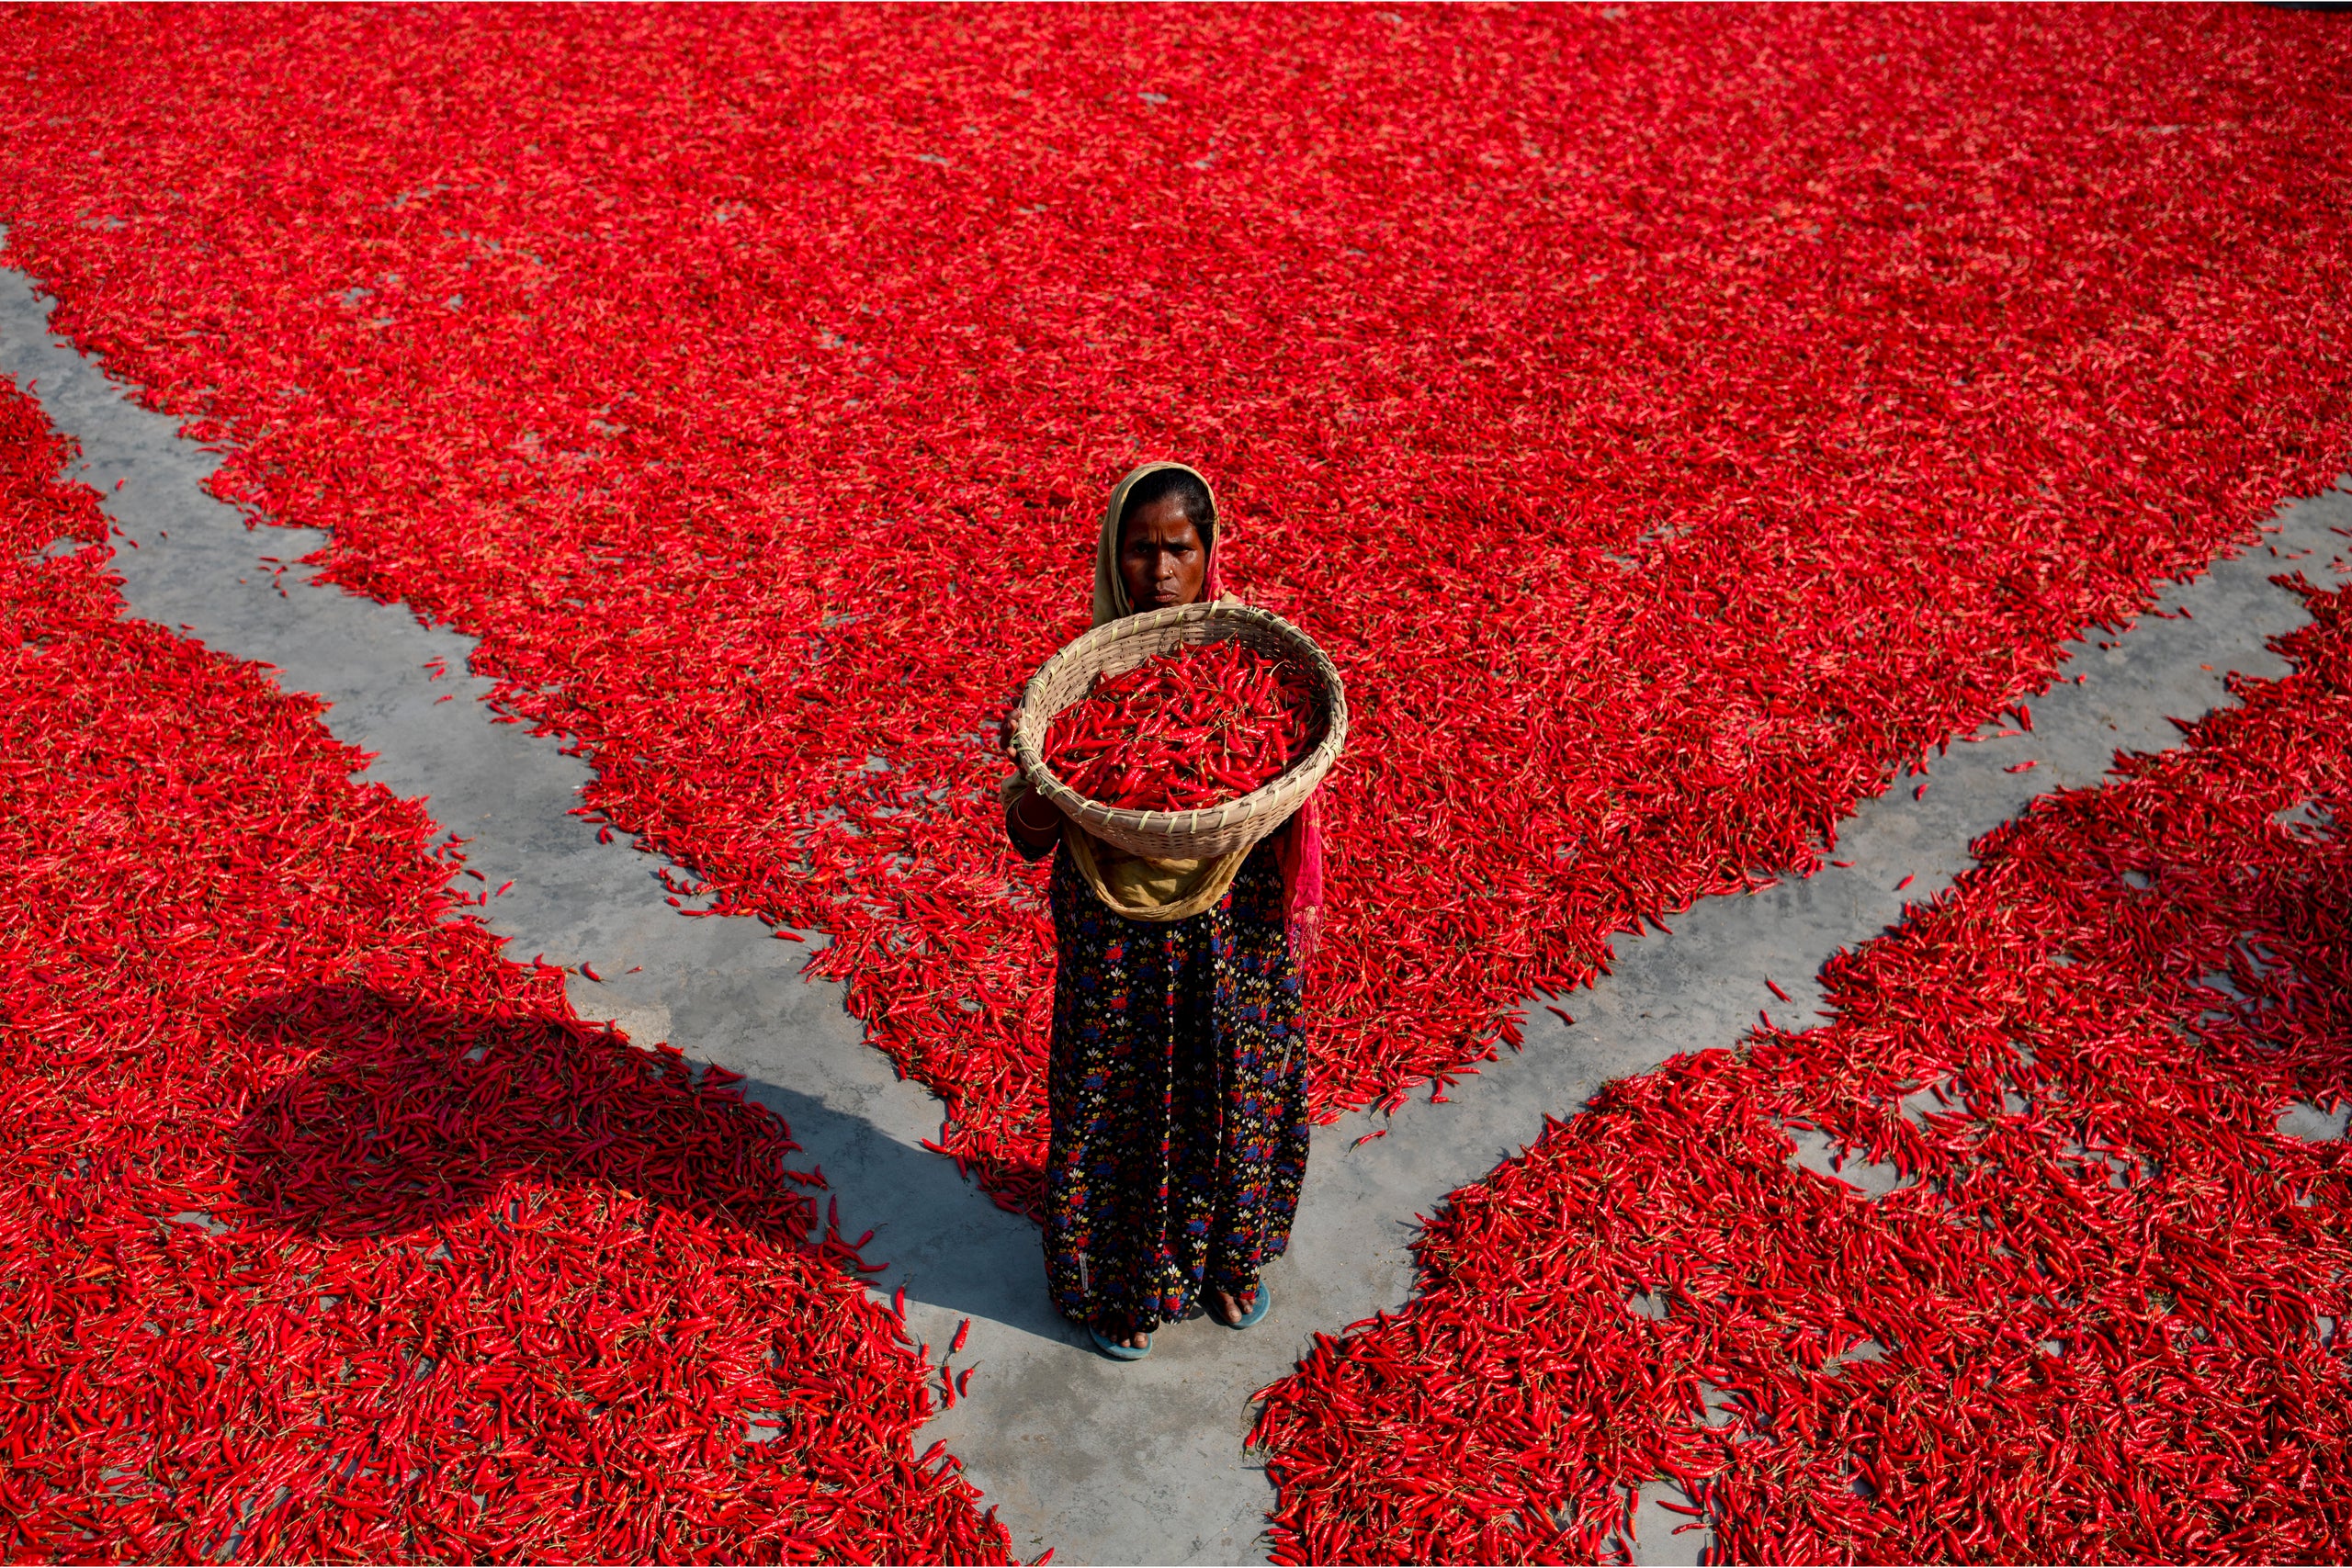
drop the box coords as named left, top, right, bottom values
left=7, top=254, right=2347, bottom=1565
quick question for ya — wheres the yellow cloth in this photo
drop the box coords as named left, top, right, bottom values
left=1007, top=461, right=1249, bottom=922
left=1064, top=830, right=1248, bottom=922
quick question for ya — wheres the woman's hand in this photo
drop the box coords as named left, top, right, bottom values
left=1006, top=784, right=1063, bottom=854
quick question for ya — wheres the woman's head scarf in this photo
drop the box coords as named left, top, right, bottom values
left=1091, top=461, right=1325, bottom=962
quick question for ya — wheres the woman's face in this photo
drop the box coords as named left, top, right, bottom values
left=1118, top=496, right=1208, bottom=613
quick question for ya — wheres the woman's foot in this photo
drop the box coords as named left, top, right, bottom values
left=1210, top=1286, right=1260, bottom=1327
left=1096, top=1316, right=1149, bottom=1352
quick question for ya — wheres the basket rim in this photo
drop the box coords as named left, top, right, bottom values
left=1011, top=602, right=1348, bottom=845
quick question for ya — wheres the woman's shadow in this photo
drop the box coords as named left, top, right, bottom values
left=232, top=983, right=833, bottom=1247
left=228, top=982, right=1067, bottom=1337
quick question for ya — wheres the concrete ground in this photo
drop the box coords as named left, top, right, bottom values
left=6, top=257, right=2347, bottom=1565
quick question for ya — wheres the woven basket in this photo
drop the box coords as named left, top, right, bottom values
left=1012, top=602, right=1348, bottom=861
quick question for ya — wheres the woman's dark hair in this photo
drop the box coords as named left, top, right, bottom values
left=1118, top=468, right=1215, bottom=541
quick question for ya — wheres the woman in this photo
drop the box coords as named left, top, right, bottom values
left=1004, top=461, right=1322, bottom=1360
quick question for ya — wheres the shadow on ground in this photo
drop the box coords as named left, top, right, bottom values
left=229, top=983, right=1069, bottom=1338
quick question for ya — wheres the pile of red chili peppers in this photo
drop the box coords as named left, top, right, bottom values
left=1252, top=582, right=2352, bottom=1562
left=0, top=377, right=1012, bottom=1561
left=0, top=6, right=2345, bottom=1218
left=0, top=6, right=2348, bottom=1560
left=1044, top=641, right=1317, bottom=813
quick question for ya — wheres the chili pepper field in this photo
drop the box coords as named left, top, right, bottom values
left=2, top=3, right=2348, bottom=1213
left=0, top=373, right=1013, bottom=1560
left=2, top=2, right=2352, bottom=1563
left=1252, top=580, right=2352, bottom=1564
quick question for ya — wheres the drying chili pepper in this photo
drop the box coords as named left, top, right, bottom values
left=0, top=378, right=1015, bottom=1564
left=1255, top=581, right=2352, bottom=1562
left=2, top=28, right=2348, bottom=1562
left=0, top=0, right=2341, bottom=1240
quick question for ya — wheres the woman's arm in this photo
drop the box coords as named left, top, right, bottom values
left=1006, top=784, right=1063, bottom=860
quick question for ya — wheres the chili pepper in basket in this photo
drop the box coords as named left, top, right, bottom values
left=1043, top=640, right=1317, bottom=812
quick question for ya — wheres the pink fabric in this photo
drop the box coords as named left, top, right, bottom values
left=1275, top=792, right=1326, bottom=965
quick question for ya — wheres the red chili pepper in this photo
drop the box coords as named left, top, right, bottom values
left=0, top=352, right=1015, bottom=1564
left=8, top=17, right=2346, bottom=1562
left=1042, top=641, right=1318, bottom=812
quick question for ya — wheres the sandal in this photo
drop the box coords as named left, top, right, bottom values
left=1089, top=1322, right=1152, bottom=1361
left=1221, top=1282, right=1272, bottom=1330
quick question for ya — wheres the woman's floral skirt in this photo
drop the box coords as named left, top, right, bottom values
left=1043, top=838, right=1309, bottom=1332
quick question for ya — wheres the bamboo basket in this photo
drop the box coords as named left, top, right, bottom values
left=1011, top=602, right=1347, bottom=861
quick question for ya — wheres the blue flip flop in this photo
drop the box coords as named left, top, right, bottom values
left=1225, top=1282, right=1272, bottom=1330
left=1090, top=1324, right=1152, bottom=1361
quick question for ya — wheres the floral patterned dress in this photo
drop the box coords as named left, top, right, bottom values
left=1029, top=832, right=1310, bottom=1334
